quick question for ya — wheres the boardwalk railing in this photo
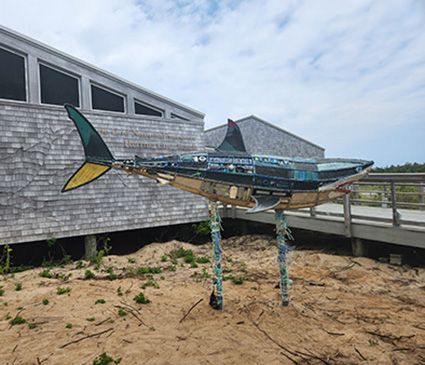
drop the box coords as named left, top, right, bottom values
left=329, top=173, right=425, bottom=231
left=222, top=173, right=425, bottom=249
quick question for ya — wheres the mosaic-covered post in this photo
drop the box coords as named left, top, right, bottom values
left=275, top=209, right=291, bottom=306
left=209, top=202, right=224, bottom=310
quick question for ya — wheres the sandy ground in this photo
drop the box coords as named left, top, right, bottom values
left=0, top=235, right=424, bottom=365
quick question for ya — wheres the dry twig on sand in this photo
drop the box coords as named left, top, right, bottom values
left=59, top=327, right=114, bottom=348
left=354, top=347, right=367, bottom=361
left=365, top=330, right=415, bottom=345
left=95, top=317, right=112, bottom=326
left=179, top=298, right=203, bottom=323
left=249, top=317, right=333, bottom=365
left=114, top=304, right=146, bottom=326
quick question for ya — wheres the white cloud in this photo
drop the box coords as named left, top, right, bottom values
left=0, top=0, right=424, bottom=165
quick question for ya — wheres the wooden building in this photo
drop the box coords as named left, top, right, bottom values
left=205, top=115, right=324, bottom=158
left=0, top=25, right=207, bottom=245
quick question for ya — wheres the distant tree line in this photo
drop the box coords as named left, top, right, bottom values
left=374, top=162, right=425, bottom=173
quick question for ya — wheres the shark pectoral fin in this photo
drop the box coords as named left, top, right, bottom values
left=246, top=195, right=281, bottom=214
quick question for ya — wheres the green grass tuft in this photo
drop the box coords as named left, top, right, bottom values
left=56, top=287, right=71, bottom=295
left=93, top=352, right=121, bottom=365
left=196, top=256, right=210, bottom=264
left=136, top=266, right=161, bottom=275
left=9, top=315, right=26, bottom=326
left=39, top=269, right=53, bottom=278
left=84, top=270, right=95, bottom=280
left=224, top=275, right=246, bottom=285
left=140, top=278, right=159, bottom=289
left=133, top=292, right=150, bottom=304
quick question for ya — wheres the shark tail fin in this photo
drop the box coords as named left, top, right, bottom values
left=62, top=104, right=114, bottom=192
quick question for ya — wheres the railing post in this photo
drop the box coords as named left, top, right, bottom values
left=382, top=184, right=388, bottom=208
left=419, top=183, right=424, bottom=210
left=309, top=207, right=316, bottom=217
left=391, top=182, right=400, bottom=226
left=231, top=205, right=236, bottom=219
left=343, top=193, right=352, bottom=237
left=351, top=184, right=357, bottom=205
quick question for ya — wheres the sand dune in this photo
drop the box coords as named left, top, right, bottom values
left=1, top=235, right=424, bottom=365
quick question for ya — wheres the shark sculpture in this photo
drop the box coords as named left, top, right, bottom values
left=62, top=104, right=373, bottom=309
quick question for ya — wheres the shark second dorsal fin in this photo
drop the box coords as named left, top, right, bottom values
left=216, top=119, right=247, bottom=153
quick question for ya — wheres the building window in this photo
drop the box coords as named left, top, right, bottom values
left=134, top=100, right=163, bottom=117
left=91, top=84, right=125, bottom=112
left=170, top=113, right=189, bottom=121
left=40, top=64, right=80, bottom=106
left=0, top=46, right=26, bottom=101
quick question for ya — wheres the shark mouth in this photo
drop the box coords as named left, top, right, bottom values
left=335, top=181, right=354, bottom=193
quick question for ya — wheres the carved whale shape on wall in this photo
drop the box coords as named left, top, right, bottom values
left=62, top=105, right=373, bottom=213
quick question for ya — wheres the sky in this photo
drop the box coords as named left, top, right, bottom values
left=0, top=0, right=424, bottom=166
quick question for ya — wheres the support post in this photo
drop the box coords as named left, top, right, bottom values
left=84, top=234, right=97, bottom=260
left=351, top=237, right=366, bottom=257
left=343, top=193, right=352, bottom=237
left=275, top=210, right=291, bottom=306
left=241, top=220, right=249, bottom=235
left=209, top=202, right=223, bottom=310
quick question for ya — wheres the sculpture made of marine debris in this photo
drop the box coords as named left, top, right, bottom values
left=61, top=105, right=373, bottom=309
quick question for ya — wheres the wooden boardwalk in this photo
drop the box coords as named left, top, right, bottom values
left=222, top=203, right=425, bottom=249
left=221, top=173, right=425, bottom=250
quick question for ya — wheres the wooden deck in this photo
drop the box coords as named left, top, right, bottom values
left=222, top=203, right=425, bottom=248
left=221, top=173, right=425, bottom=250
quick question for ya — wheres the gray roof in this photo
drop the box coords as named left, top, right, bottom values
left=206, top=114, right=324, bottom=151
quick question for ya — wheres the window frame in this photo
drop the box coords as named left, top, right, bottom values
left=170, top=113, right=189, bottom=121
left=90, top=82, right=126, bottom=114
left=38, top=61, right=81, bottom=107
left=0, top=44, right=28, bottom=103
left=134, top=99, right=164, bottom=118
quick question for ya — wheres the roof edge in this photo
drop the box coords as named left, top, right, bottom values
left=0, top=24, right=205, bottom=118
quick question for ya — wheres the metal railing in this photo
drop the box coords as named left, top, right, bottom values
left=309, top=173, right=425, bottom=234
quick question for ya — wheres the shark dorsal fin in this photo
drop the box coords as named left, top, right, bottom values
left=216, top=119, right=247, bottom=153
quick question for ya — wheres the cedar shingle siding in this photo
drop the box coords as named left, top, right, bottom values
left=0, top=103, right=207, bottom=244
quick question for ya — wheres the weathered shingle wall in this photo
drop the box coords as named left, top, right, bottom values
left=0, top=102, right=208, bottom=245
left=205, top=116, right=324, bottom=158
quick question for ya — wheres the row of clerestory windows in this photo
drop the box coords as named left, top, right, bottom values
left=0, top=44, right=180, bottom=118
